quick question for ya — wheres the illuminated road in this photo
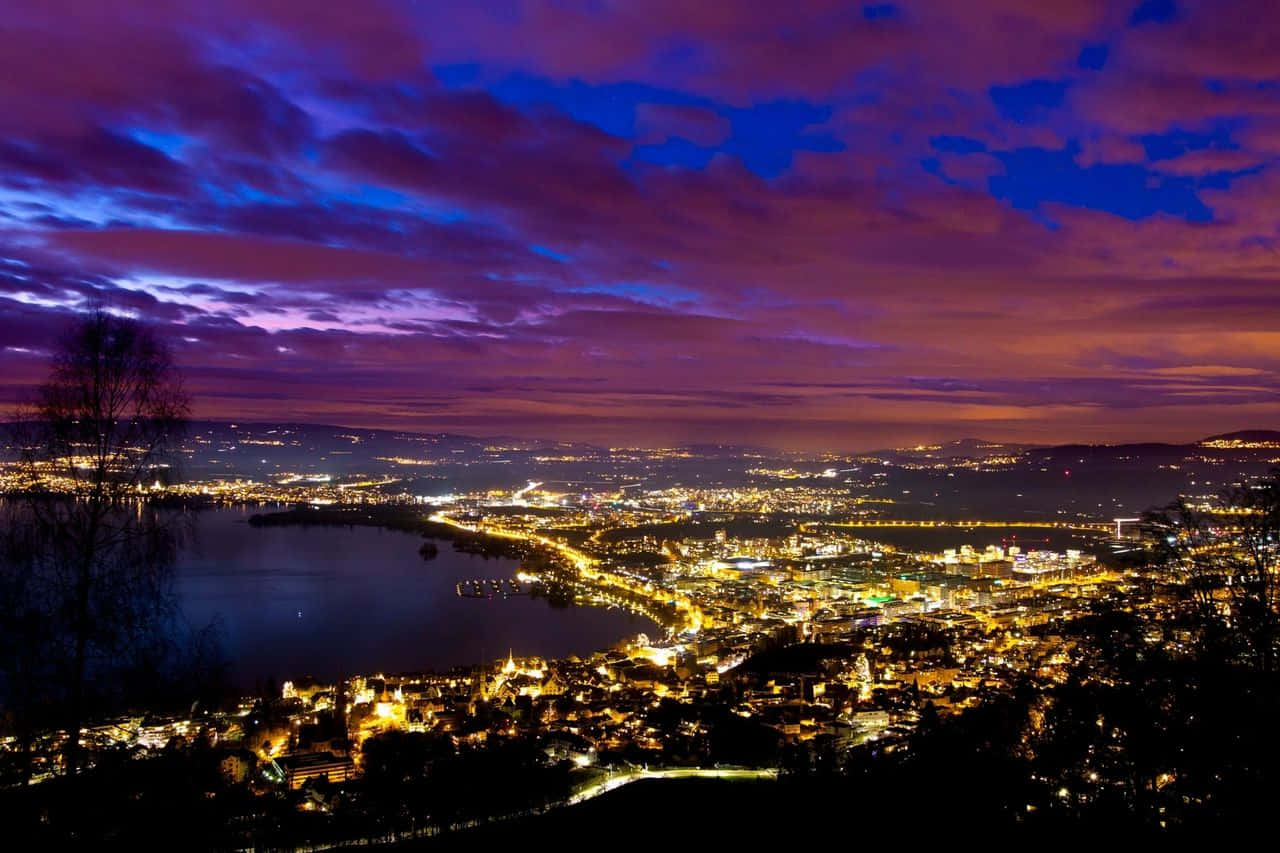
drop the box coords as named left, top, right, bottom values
left=567, top=766, right=778, bottom=805
left=429, top=511, right=703, bottom=632
left=293, top=768, right=775, bottom=850
left=299, top=766, right=778, bottom=849
left=335, top=476, right=400, bottom=490
left=512, top=480, right=543, bottom=501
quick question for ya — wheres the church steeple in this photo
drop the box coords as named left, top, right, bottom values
left=470, top=665, right=488, bottom=702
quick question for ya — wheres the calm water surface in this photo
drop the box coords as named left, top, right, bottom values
left=175, top=507, right=654, bottom=687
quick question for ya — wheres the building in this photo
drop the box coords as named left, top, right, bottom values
left=272, top=752, right=354, bottom=790
left=219, top=749, right=257, bottom=784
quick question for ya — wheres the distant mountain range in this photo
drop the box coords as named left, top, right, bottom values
left=8, top=419, right=1279, bottom=466
left=872, top=438, right=1032, bottom=461
left=1024, top=430, right=1280, bottom=462
left=868, top=431, right=1280, bottom=465
left=5, top=419, right=1275, bottom=517
left=1198, top=430, right=1280, bottom=445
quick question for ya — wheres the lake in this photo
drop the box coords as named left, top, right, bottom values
left=175, top=507, right=655, bottom=688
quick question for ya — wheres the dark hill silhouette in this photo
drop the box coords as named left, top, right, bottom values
left=1199, top=429, right=1280, bottom=444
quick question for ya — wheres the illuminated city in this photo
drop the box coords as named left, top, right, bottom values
left=4, top=1, right=1280, bottom=846
left=5, top=416, right=1280, bottom=841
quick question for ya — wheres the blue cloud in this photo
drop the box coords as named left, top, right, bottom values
left=990, top=79, right=1071, bottom=123
left=530, top=244, right=571, bottom=263
left=487, top=73, right=699, bottom=138
left=989, top=143, right=1217, bottom=222
left=1077, top=43, right=1109, bottom=71
left=574, top=282, right=700, bottom=306
left=1139, top=124, right=1238, bottom=161
left=862, top=4, right=899, bottom=21
left=1129, top=0, right=1177, bottom=26
left=930, top=135, right=987, bottom=154
left=433, top=63, right=482, bottom=88
left=633, top=137, right=717, bottom=170
left=478, top=71, right=842, bottom=178
left=129, top=129, right=190, bottom=156
left=717, top=101, right=844, bottom=177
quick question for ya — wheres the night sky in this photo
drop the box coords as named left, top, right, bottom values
left=2, top=1, right=1278, bottom=449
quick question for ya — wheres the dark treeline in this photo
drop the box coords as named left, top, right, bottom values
left=247, top=506, right=529, bottom=561
left=768, top=611, right=1280, bottom=835
left=0, top=732, right=576, bottom=849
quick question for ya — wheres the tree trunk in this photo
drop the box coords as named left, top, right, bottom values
left=65, top=570, right=91, bottom=776
left=65, top=519, right=96, bottom=777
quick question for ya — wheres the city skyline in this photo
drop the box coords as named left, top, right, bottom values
left=4, top=1, right=1280, bottom=449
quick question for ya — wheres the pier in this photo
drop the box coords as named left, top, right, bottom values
left=455, top=578, right=528, bottom=598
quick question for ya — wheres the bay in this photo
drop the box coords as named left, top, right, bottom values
left=174, top=507, right=654, bottom=688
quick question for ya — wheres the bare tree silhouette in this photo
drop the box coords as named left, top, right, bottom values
left=1144, top=474, right=1280, bottom=673
left=2, top=309, right=190, bottom=777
